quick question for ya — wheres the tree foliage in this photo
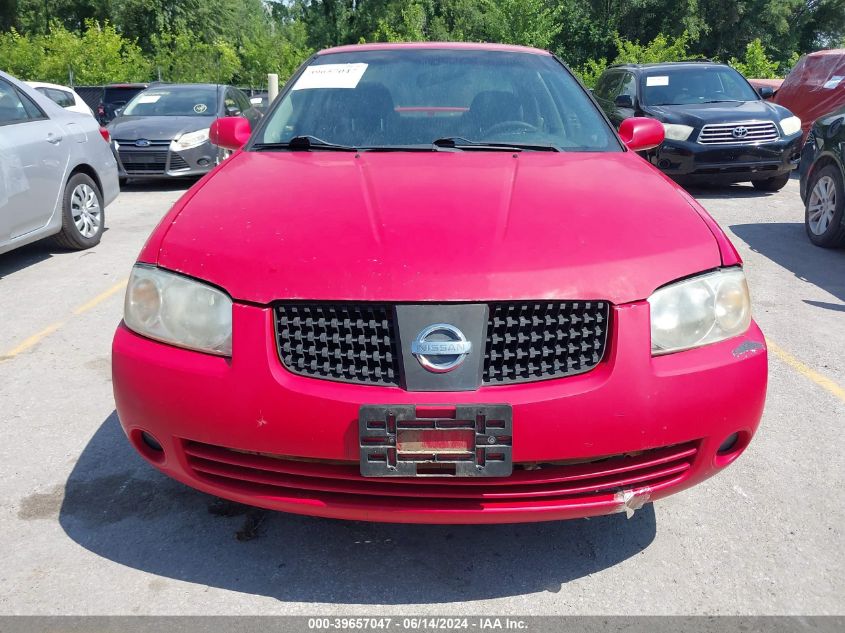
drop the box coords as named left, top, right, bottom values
left=1, top=0, right=843, bottom=87
left=729, top=38, right=781, bottom=79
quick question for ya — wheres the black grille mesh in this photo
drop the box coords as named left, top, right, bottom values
left=169, top=154, right=190, bottom=170
left=118, top=150, right=167, bottom=173
left=276, top=304, right=399, bottom=386
left=274, top=302, right=609, bottom=386
left=483, top=302, right=609, bottom=384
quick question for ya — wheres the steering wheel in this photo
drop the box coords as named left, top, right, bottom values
left=483, top=120, right=539, bottom=137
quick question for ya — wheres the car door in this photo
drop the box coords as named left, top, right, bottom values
left=0, top=79, right=69, bottom=241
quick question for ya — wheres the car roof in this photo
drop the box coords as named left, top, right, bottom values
left=610, top=60, right=726, bottom=72
left=318, top=42, right=551, bottom=56
left=142, top=83, right=228, bottom=91
left=25, top=81, right=77, bottom=92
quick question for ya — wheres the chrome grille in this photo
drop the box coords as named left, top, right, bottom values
left=697, top=121, right=779, bottom=145
left=274, top=302, right=611, bottom=387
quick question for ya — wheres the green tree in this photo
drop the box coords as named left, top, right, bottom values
left=0, top=27, right=44, bottom=78
left=151, top=31, right=241, bottom=83
left=729, top=38, right=780, bottom=78
left=613, top=30, right=696, bottom=64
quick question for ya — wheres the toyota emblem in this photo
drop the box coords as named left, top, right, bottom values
left=411, top=324, right=472, bottom=373
left=731, top=126, right=748, bottom=139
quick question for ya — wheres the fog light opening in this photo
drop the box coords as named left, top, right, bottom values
left=142, top=431, right=163, bottom=453
left=132, top=429, right=166, bottom=464
left=197, top=158, right=211, bottom=167
left=714, top=430, right=750, bottom=468
left=717, top=432, right=739, bottom=455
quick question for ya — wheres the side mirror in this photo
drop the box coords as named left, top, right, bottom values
left=210, top=116, right=251, bottom=151
left=618, top=117, right=664, bottom=151
left=614, top=94, right=634, bottom=109
left=114, top=108, right=123, bottom=117
left=758, top=86, right=774, bottom=99
left=225, top=105, right=242, bottom=117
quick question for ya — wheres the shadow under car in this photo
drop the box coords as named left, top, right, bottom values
left=56, top=412, right=658, bottom=605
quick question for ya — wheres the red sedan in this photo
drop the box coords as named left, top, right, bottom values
left=112, top=43, right=767, bottom=524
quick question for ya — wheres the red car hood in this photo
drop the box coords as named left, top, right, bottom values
left=155, top=150, right=721, bottom=304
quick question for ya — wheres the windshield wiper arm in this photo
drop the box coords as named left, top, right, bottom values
left=431, top=137, right=560, bottom=152
left=252, top=135, right=358, bottom=151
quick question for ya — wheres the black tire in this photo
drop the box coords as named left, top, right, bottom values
left=53, top=173, right=105, bottom=250
left=751, top=173, right=790, bottom=192
left=805, top=164, right=845, bottom=248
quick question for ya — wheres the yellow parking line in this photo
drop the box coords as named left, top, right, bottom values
left=1, top=322, right=64, bottom=359
left=72, top=279, right=128, bottom=315
left=767, top=339, right=845, bottom=402
left=1, top=279, right=127, bottom=361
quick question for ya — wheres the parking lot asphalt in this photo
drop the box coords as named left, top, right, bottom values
left=0, top=176, right=842, bottom=615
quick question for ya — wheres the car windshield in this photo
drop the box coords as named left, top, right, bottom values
left=255, top=49, right=620, bottom=151
left=641, top=66, right=759, bottom=106
left=122, top=87, right=217, bottom=117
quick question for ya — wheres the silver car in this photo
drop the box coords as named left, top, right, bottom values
left=107, top=83, right=262, bottom=181
left=0, top=70, right=119, bottom=255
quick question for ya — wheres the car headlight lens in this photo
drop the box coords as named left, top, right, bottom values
left=171, top=128, right=210, bottom=151
left=124, top=265, right=232, bottom=355
left=662, top=123, right=694, bottom=141
left=779, top=115, right=801, bottom=136
left=649, top=268, right=751, bottom=355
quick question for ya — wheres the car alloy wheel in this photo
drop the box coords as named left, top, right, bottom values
left=807, top=175, right=836, bottom=236
left=71, top=183, right=102, bottom=238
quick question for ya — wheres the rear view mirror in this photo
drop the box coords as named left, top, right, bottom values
left=614, top=94, right=634, bottom=109
left=618, top=117, right=664, bottom=152
left=210, top=116, right=251, bottom=150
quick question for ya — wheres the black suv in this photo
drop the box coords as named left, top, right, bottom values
left=593, top=61, right=803, bottom=190
left=96, top=83, right=150, bottom=125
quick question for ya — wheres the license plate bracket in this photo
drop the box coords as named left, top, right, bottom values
left=359, top=404, right=512, bottom=477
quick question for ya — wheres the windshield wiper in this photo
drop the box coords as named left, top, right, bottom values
left=252, top=135, right=358, bottom=151
left=431, top=137, right=560, bottom=152
left=701, top=99, right=741, bottom=103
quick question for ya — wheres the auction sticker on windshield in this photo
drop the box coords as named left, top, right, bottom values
left=292, top=63, right=368, bottom=90
left=646, top=75, right=669, bottom=86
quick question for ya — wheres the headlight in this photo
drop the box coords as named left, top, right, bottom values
left=662, top=123, right=694, bottom=141
left=124, top=265, right=232, bottom=355
left=779, top=115, right=801, bottom=136
left=171, top=128, right=210, bottom=151
left=648, top=268, right=751, bottom=355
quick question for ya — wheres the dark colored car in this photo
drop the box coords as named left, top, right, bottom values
left=799, top=106, right=845, bottom=248
left=96, top=83, right=149, bottom=125
left=593, top=61, right=803, bottom=190
left=106, top=83, right=262, bottom=181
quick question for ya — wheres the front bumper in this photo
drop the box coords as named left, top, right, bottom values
left=113, top=141, right=218, bottom=179
left=652, top=135, right=802, bottom=183
left=112, top=301, right=768, bottom=524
